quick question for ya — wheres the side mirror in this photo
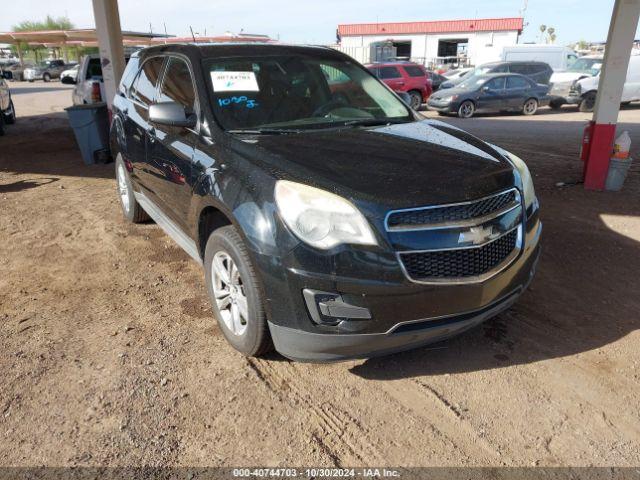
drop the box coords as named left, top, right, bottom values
left=149, top=102, right=197, bottom=128
left=481, top=86, right=490, bottom=93
left=397, top=91, right=412, bottom=107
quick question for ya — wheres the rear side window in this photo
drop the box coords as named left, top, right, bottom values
left=86, top=58, right=102, bottom=79
left=403, top=65, right=425, bottom=77
left=131, top=57, right=165, bottom=106
left=157, top=57, right=197, bottom=111
left=506, top=76, right=530, bottom=89
left=378, top=66, right=401, bottom=79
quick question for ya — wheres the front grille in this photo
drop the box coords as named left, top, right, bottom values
left=387, top=190, right=516, bottom=229
left=400, top=229, right=518, bottom=280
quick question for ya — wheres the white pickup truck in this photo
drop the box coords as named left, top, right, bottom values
left=72, top=54, right=131, bottom=105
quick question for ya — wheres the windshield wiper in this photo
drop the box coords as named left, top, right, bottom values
left=341, top=118, right=413, bottom=127
left=227, top=128, right=301, bottom=135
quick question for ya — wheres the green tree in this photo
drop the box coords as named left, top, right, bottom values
left=10, top=15, right=75, bottom=64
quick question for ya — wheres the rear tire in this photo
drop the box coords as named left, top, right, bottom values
left=549, top=99, right=564, bottom=110
left=4, top=100, right=16, bottom=124
left=408, top=90, right=422, bottom=110
left=115, top=154, right=149, bottom=223
left=522, top=98, right=538, bottom=116
left=204, top=225, right=273, bottom=357
left=43, top=73, right=51, bottom=82
left=457, top=100, right=475, bottom=118
left=0, top=111, right=5, bottom=136
left=579, top=91, right=597, bottom=112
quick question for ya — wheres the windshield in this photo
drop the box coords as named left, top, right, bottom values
left=204, top=54, right=412, bottom=131
left=567, top=58, right=602, bottom=75
left=457, top=75, right=486, bottom=90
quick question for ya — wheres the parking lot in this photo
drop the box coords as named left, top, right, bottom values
left=1, top=81, right=640, bottom=467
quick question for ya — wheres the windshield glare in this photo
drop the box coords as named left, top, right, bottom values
left=568, top=58, right=602, bottom=75
left=457, top=75, right=486, bottom=89
left=205, top=55, right=411, bottom=131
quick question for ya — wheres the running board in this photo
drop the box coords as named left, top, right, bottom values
left=134, top=191, right=202, bottom=266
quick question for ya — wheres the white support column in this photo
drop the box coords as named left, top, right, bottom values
left=584, top=0, right=640, bottom=190
left=91, top=0, right=125, bottom=110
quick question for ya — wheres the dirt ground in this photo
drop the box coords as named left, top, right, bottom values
left=1, top=82, right=640, bottom=468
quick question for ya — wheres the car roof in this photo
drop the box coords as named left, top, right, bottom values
left=365, top=61, right=422, bottom=67
left=134, top=42, right=342, bottom=61
left=482, top=60, right=550, bottom=67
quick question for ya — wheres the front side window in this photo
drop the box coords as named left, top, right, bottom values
left=205, top=54, right=411, bottom=131
left=158, top=57, right=196, bottom=111
left=485, top=77, right=506, bottom=91
left=131, top=57, right=165, bottom=106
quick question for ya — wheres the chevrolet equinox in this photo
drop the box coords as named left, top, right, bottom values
left=111, top=44, right=541, bottom=362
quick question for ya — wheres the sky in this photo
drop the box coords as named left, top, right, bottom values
left=0, top=0, right=623, bottom=45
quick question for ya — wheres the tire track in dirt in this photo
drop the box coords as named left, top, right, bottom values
left=246, top=358, right=383, bottom=466
left=377, top=377, right=506, bottom=463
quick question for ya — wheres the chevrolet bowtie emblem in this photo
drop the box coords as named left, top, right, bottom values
left=458, top=226, right=498, bottom=245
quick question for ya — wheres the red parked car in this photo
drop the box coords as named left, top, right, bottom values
left=366, top=61, right=432, bottom=109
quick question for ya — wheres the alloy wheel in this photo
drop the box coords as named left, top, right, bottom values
left=212, top=251, right=249, bottom=337
left=459, top=101, right=474, bottom=118
left=524, top=99, right=538, bottom=115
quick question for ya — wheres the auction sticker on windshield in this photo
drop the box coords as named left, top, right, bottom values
left=211, top=71, right=260, bottom=92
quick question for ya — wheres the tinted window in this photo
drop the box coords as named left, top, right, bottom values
left=157, top=57, right=196, bottom=110
left=490, top=64, right=509, bottom=73
left=403, top=65, right=425, bottom=77
left=378, top=66, right=402, bottom=79
left=506, top=76, right=530, bottom=89
left=86, top=58, right=102, bottom=79
left=485, top=77, right=506, bottom=90
left=131, top=57, right=165, bottom=106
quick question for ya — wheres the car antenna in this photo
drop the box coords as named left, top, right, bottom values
left=190, top=26, right=196, bottom=43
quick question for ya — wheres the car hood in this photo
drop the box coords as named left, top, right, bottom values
left=430, top=87, right=470, bottom=100
left=551, top=71, right=592, bottom=83
left=232, top=119, right=516, bottom=212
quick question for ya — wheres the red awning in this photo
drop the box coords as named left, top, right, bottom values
left=338, top=17, right=524, bottom=37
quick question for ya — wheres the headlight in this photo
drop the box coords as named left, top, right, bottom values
left=505, top=151, right=538, bottom=213
left=440, top=95, right=458, bottom=103
left=275, top=180, right=377, bottom=249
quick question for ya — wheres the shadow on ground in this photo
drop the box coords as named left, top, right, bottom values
left=0, top=112, right=113, bottom=180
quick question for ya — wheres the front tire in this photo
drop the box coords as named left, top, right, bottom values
left=549, top=99, right=564, bottom=110
left=522, top=98, right=539, bottom=116
left=204, top=225, right=273, bottom=357
left=579, top=91, right=597, bottom=112
left=115, top=154, right=148, bottom=223
left=457, top=100, right=475, bottom=118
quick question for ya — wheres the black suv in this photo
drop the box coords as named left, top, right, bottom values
left=111, top=44, right=541, bottom=362
left=441, top=61, right=553, bottom=89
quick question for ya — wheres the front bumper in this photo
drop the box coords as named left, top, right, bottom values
left=426, top=100, right=455, bottom=113
left=257, top=211, right=542, bottom=362
left=268, top=276, right=534, bottom=362
left=565, top=93, right=583, bottom=105
left=23, top=70, right=40, bottom=80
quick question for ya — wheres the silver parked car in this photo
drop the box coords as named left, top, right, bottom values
left=24, top=59, right=70, bottom=82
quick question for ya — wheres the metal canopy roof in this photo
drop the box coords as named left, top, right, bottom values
left=0, top=29, right=170, bottom=47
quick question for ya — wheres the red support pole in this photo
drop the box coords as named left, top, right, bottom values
left=583, top=122, right=616, bottom=191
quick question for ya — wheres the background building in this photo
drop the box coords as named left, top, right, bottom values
left=334, top=17, right=524, bottom=68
